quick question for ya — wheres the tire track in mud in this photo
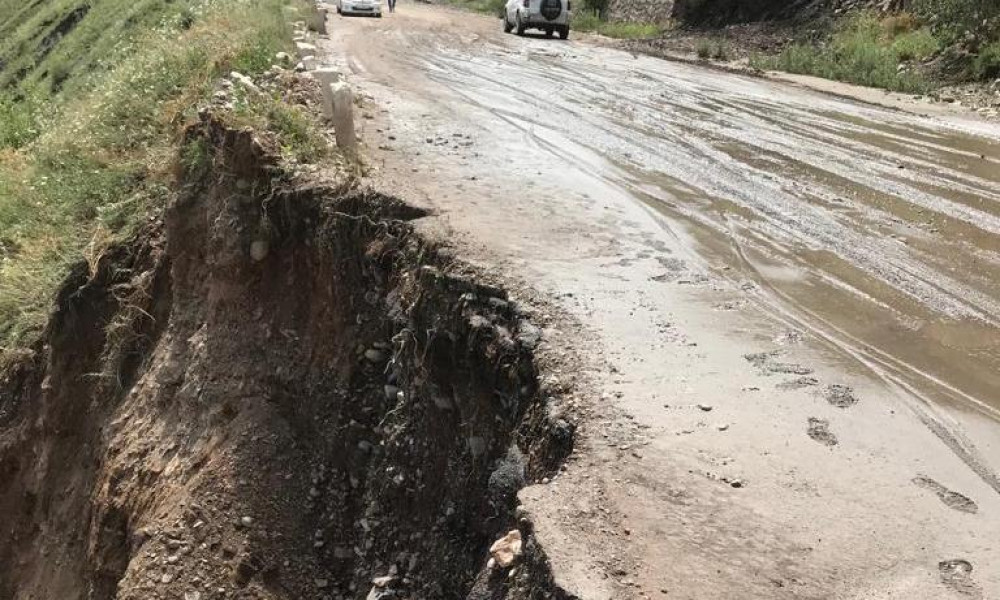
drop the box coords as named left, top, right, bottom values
left=419, top=44, right=1000, bottom=326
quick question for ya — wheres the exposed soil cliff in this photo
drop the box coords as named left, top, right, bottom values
left=0, top=115, right=574, bottom=600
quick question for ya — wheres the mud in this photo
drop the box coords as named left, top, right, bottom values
left=806, top=417, right=838, bottom=446
left=913, top=476, right=979, bottom=514
left=938, top=559, right=982, bottom=598
left=0, top=117, right=572, bottom=600
left=821, top=384, right=859, bottom=408
left=324, top=5, right=1000, bottom=598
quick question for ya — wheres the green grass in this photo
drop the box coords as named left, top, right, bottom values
left=696, top=39, right=731, bottom=61
left=974, top=40, right=1000, bottom=79
left=751, top=12, right=939, bottom=93
left=571, top=10, right=661, bottom=39
left=444, top=0, right=506, bottom=16
left=911, top=0, right=1000, bottom=45
left=0, top=0, right=322, bottom=351
left=0, top=92, right=43, bottom=150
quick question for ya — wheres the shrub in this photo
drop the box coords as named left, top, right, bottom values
left=892, top=28, right=940, bottom=61
left=0, top=92, right=42, bottom=150
left=882, top=12, right=918, bottom=37
left=911, top=0, right=1000, bottom=44
left=571, top=10, right=661, bottom=38
left=974, top=40, right=1000, bottom=79
left=756, top=12, right=934, bottom=93
left=696, top=40, right=712, bottom=59
left=711, top=41, right=730, bottom=60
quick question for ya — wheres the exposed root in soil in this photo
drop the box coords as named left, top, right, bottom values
left=0, top=116, right=574, bottom=600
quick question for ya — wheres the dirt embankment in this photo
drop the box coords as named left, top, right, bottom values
left=0, top=115, right=574, bottom=600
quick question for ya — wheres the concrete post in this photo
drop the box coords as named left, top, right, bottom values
left=311, top=7, right=329, bottom=35
left=329, top=82, right=357, bottom=152
left=314, top=68, right=344, bottom=119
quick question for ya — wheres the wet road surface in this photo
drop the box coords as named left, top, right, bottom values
left=321, top=6, right=1000, bottom=598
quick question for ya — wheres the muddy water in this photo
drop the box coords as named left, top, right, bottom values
left=377, top=32, right=1000, bottom=425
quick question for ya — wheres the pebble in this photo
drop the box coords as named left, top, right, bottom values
left=240, top=516, right=253, bottom=527
left=697, top=404, right=713, bottom=411
left=716, top=423, right=730, bottom=431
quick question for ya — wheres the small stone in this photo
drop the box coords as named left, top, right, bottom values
left=489, top=530, right=523, bottom=568
left=716, top=423, right=729, bottom=431
left=315, top=578, right=329, bottom=589
left=365, top=348, right=386, bottom=363
left=250, top=239, right=269, bottom=262
left=161, top=574, right=174, bottom=584
left=697, top=404, right=713, bottom=412
left=240, top=516, right=253, bottom=527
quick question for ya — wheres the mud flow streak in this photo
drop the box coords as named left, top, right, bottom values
left=362, top=20, right=1000, bottom=465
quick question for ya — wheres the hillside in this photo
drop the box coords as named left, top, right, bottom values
left=600, top=0, right=1000, bottom=100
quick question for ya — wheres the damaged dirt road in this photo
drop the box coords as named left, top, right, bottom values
left=321, top=4, right=1000, bottom=599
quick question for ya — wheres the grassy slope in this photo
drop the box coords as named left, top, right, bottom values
left=0, top=0, right=322, bottom=353
left=752, top=12, right=940, bottom=93
left=750, top=1, right=1000, bottom=92
left=572, top=11, right=662, bottom=38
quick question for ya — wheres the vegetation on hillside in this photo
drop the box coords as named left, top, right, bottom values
left=750, top=1, right=1000, bottom=91
left=0, top=0, right=324, bottom=353
left=751, top=12, right=939, bottom=93
left=572, top=10, right=662, bottom=38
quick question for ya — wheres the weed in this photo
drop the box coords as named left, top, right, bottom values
left=180, top=137, right=211, bottom=179
left=882, top=12, right=917, bottom=37
left=0, top=91, right=43, bottom=150
left=696, top=39, right=712, bottom=59
left=711, top=41, right=730, bottom=60
left=266, top=102, right=330, bottom=163
left=892, top=28, right=939, bottom=61
left=571, top=10, right=661, bottom=39
left=974, top=40, right=1000, bottom=79
left=445, top=0, right=505, bottom=16
left=696, top=39, right=729, bottom=61
left=912, top=0, right=1000, bottom=44
left=754, top=12, right=936, bottom=93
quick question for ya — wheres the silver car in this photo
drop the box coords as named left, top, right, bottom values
left=337, top=0, right=383, bottom=17
left=503, top=0, right=570, bottom=38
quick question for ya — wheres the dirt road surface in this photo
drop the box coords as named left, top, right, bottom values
left=319, top=5, right=1000, bottom=598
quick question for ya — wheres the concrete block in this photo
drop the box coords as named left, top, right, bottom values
left=295, top=42, right=317, bottom=59
left=314, top=67, right=343, bottom=88
left=310, top=7, right=329, bottom=35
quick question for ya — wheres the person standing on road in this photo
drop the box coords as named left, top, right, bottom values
left=388, top=0, right=396, bottom=12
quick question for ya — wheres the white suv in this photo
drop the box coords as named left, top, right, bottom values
left=503, top=0, right=571, bottom=39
